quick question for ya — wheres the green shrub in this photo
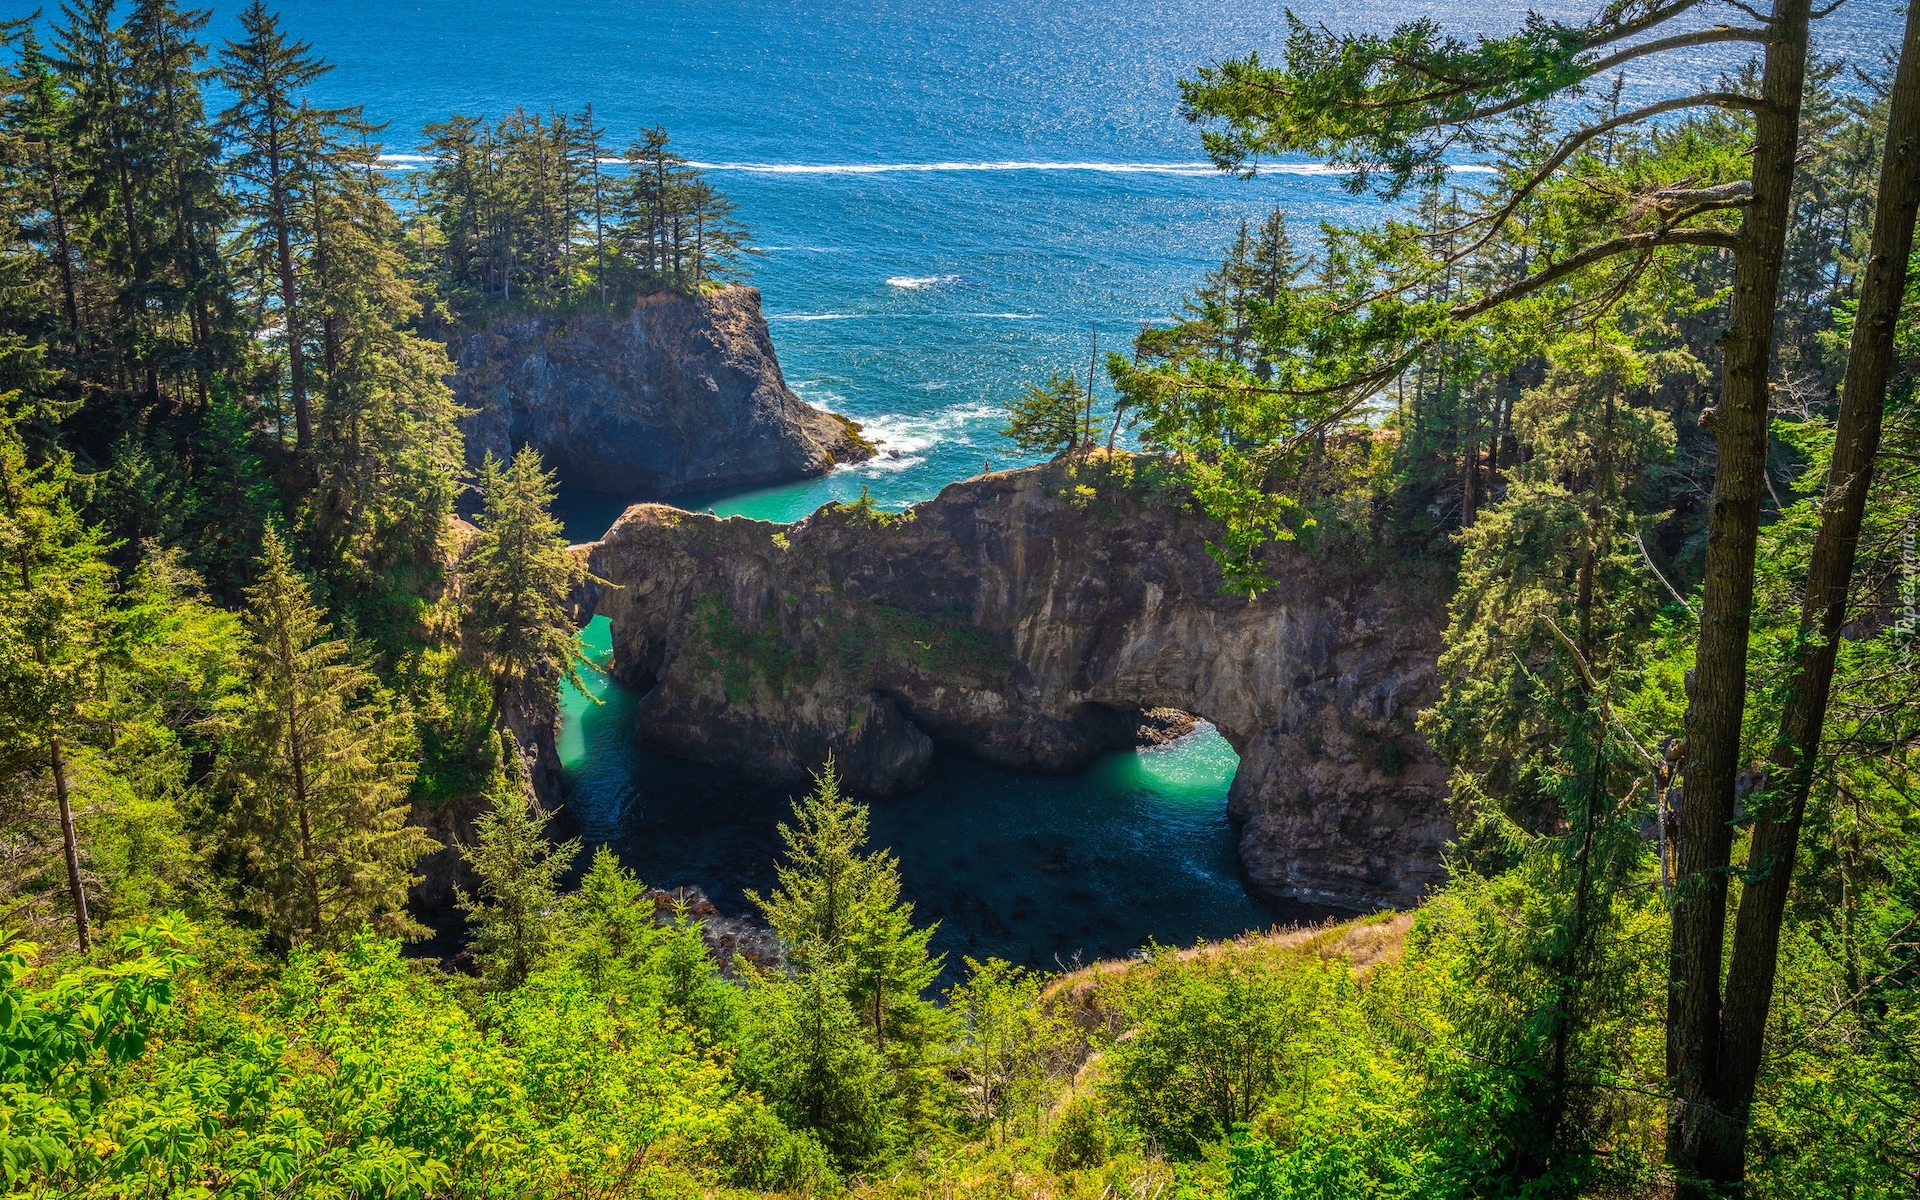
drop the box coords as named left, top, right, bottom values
left=1047, top=1092, right=1118, bottom=1171
left=1101, top=946, right=1340, bottom=1158
left=719, top=1100, right=840, bottom=1192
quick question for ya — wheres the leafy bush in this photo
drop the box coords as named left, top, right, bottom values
left=1100, top=944, right=1341, bottom=1157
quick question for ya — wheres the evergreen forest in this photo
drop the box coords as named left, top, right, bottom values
left=0, top=0, right=1914, bottom=1197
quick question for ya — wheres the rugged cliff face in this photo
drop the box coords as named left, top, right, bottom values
left=453, top=286, right=871, bottom=496
left=575, top=457, right=1454, bottom=912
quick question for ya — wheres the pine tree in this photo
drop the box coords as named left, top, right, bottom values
left=300, top=106, right=463, bottom=645
left=8, top=33, right=84, bottom=351
left=1001, top=371, right=1089, bottom=457
left=416, top=113, right=490, bottom=305
left=218, top=1, right=333, bottom=451
left=751, top=765, right=882, bottom=953
left=1135, top=207, right=1301, bottom=372
left=457, top=729, right=577, bottom=989
left=218, top=527, right=438, bottom=947
left=619, top=125, right=682, bottom=286
left=0, top=408, right=114, bottom=950
left=125, top=0, right=231, bottom=405
left=1178, top=13, right=1823, bottom=1179
left=682, top=176, right=750, bottom=292
left=744, top=949, right=898, bottom=1171
left=564, top=843, right=654, bottom=979
left=461, top=448, right=588, bottom=711
left=750, top=766, right=949, bottom=1143
left=1417, top=333, right=1676, bottom=1185
left=577, top=105, right=608, bottom=305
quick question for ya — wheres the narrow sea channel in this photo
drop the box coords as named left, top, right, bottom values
left=557, top=612, right=1313, bottom=981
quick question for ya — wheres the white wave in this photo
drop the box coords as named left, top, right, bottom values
left=886, top=274, right=965, bottom=290
left=689, top=159, right=1223, bottom=176
left=1257, top=161, right=1498, bottom=177
left=963, top=312, right=1043, bottom=320
left=849, top=452, right=930, bottom=474
left=936, top=402, right=1002, bottom=427
left=832, top=399, right=1004, bottom=475
left=685, top=158, right=1499, bottom=177
left=379, top=153, right=1499, bottom=179
left=855, top=416, right=937, bottom=457
left=767, top=313, right=869, bottom=321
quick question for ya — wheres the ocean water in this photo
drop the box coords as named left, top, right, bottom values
left=559, top=617, right=1311, bottom=980
left=46, top=0, right=1889, bottom=956
left=165, top=0, right=1895, bottom=522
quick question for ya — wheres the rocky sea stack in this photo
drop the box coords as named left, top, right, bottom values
left=571, top=456, right=1454, bottom=912
left=453, top=285, right=872, bottom=496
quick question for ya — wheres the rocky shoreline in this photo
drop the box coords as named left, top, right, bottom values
left=642, top=886, right=783, bottom=976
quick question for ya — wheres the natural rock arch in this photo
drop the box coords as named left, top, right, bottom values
left=571, top=460, right=1453, bottom=912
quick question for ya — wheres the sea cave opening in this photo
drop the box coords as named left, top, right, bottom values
left=558, top=615, right=1334, bottom=981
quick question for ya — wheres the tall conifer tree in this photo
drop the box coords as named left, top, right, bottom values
left=218, top=527, right=437, bottom=946
left=219, top=1, right=332, bottom=451
left=458, top=729, right=577, bottom=989
left=461, top=447, right=588, bottom=712
left=0, top=409, right=113, bottom=950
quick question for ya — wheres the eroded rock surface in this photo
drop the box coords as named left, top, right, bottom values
left=575, top=458, right=1453, bottom=912
left=453, top=286, right=871, bottom=496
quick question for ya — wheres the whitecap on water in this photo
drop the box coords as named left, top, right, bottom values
left=843, top=401, right=1003, bottom=475
left=690, top=160, right=1222, bottom=175
left=682, top=158, right=1498, bottom=178
left=886, top=274, right=966, bottom=291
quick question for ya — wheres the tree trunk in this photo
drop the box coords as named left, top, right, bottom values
left=269, top=127, right=309, bottom=451
left=1713, top=0, right=1920, bottom=1176
left=51, top=733, right=90, bottom=953
left=591, top=141, right=606, bottom=305
left=1667, top=0, right=1814, bottom=1192
left=1460, top=423, right=1478, bottom=527
left=41, top=144, right=80, bottom=340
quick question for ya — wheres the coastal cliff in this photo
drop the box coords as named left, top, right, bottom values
left=453, top=286, right=872, bottom=496
left=574, top=457, right=1453, bottom=912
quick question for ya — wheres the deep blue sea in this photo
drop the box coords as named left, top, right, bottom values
left=156, top=0, right=1896, bottom=521
left=26, top=0, right=1897, bottom=967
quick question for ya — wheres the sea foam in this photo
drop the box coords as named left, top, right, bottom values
left=886, top=274, right=965, bottom=290
left=685, top=159, right=1498, bottom=177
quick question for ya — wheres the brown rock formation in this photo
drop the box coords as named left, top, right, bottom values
left=573, top=456, right=1453, bottom=912
left=453, top=286, right=871, bottom=496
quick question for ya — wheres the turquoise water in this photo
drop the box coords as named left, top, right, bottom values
left=560, top=617, right=1300, bottom=976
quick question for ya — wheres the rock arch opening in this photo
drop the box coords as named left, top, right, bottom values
left=569, top=461, right=1455, bottom=913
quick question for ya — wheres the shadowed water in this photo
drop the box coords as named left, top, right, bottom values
left=559, top=616, right=1332, bottom=981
